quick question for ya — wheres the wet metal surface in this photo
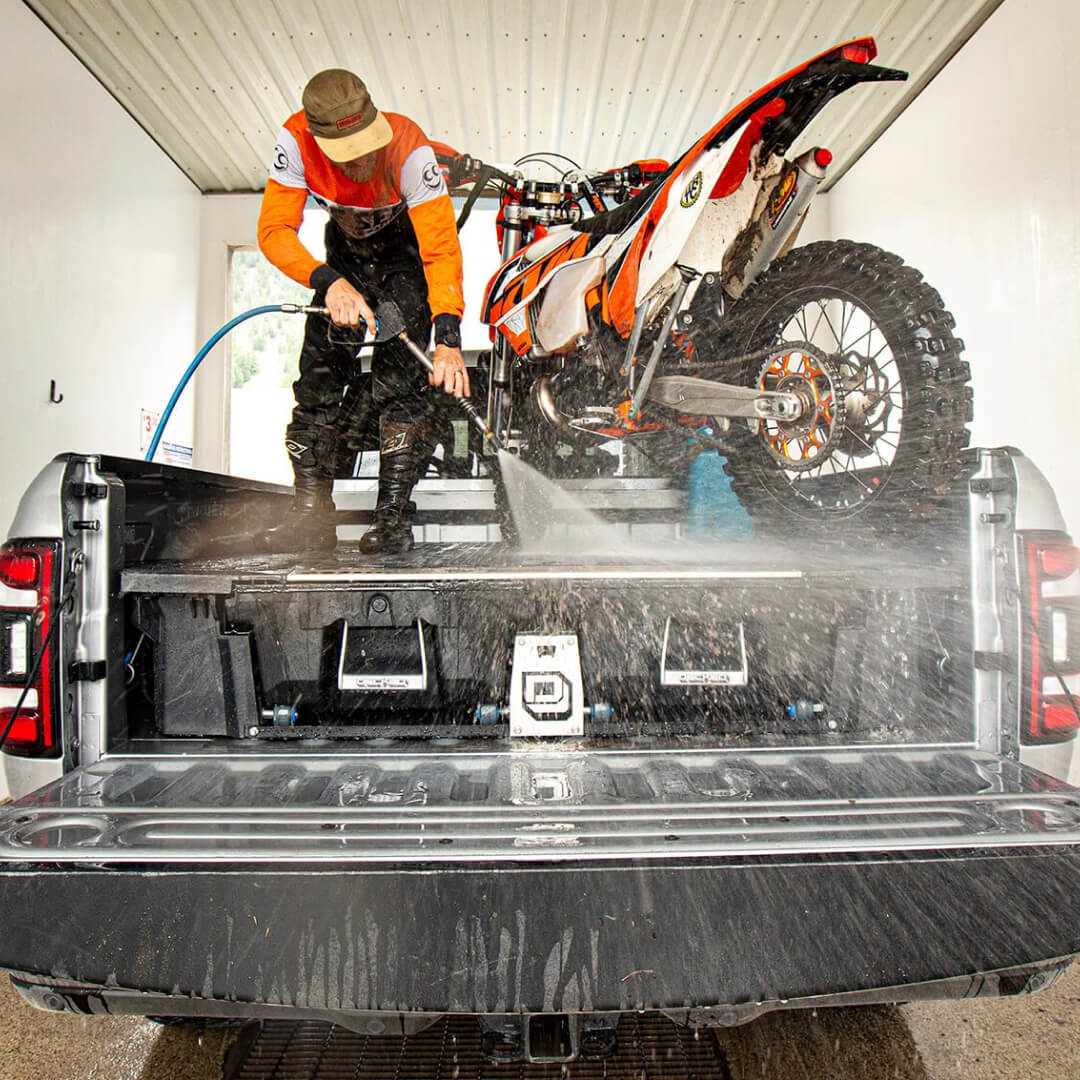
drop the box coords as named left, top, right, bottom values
left=2, top=749, right=1078, bottom=863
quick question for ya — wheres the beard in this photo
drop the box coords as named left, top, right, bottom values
left=339, top=157, right=377, bottom=182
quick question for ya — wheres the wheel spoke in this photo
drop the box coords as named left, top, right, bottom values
left=841, top=325, right=876, bottom=356
left=807, top=302, right=829, bottom=345
left=839, top=452, right=876, bottom=495
left=819, top=303, right=844, bottom=351
left=838, top=300, right=853, bottom=348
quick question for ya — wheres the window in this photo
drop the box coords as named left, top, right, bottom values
left=228, top=210, right=328, bottom=484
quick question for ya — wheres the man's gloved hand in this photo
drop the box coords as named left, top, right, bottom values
left=430, top=345, right=470, bottom=399
left=325, top=278, right=377, bottom=332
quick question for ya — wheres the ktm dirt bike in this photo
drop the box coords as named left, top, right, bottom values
left=437, top=37, right=972, bottom=533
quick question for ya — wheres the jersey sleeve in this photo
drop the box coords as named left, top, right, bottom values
left=256, top=127, right=325, bottom=288
left=257, top=179, right=320, bottom=288
left=269, top=127, right=307, bottom=189
left=399, top=143, right=464, bottom=319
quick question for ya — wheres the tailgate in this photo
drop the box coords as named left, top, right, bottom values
left=1, top=747, right=1079, bottom=861
left=1, top=746, right=1080, bottom=1013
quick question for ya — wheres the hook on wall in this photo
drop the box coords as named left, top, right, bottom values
left=49, top=380, right=63, bottom=404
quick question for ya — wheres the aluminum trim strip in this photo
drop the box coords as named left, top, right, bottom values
left=285, top=569, right=805, bottom=584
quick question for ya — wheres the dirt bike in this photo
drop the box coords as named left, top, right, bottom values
left=436, top=37, right=972, bottom=533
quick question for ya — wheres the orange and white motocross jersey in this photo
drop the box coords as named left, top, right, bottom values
left=257, top=110, right=463, bottom=318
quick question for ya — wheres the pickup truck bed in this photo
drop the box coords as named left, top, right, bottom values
left=0, top=448, right=1077, bottom=1039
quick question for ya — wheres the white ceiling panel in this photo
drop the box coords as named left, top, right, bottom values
left=23, top=0, right=1002, bottom=193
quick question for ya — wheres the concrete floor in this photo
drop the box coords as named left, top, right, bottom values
left=0, top=965, right=1077, bottom=1079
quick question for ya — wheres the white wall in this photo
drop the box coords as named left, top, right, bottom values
left=0, top=0, right=202, bottom=536
left=827, top=0, right=1080, bottom=536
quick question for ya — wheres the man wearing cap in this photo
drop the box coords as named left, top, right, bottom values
left=257, top=69, right=468, bottom=554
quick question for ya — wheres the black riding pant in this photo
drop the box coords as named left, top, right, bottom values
left=286, top=221, right=433, bottom=478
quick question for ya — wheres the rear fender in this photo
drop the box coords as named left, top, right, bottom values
left=604, top=36, right=906, bottom=335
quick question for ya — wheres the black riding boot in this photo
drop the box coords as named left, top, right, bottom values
left=259, top=471, right=337, bottom=553
left=358, top=417, right=432, bottom=555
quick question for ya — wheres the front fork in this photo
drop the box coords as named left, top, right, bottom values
left=487, top=337, right=514, bottom=445
left=486, top=212, right=528, bottom=445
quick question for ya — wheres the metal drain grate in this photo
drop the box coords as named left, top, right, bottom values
left=225, top=1013, right=732, bottom=1080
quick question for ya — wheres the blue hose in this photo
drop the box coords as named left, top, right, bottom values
left=145, top=304, right=295, bottom=463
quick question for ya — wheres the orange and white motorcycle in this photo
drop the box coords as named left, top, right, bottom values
left=439, top=37, right=972, bottom=531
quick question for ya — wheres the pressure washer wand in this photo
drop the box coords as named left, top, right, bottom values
left=307, top=302, right=502, bottom=451
left=396, top=333, right=501, bottom=451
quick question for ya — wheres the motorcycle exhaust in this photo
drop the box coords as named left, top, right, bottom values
left=724, top=147, right=832, bottom=299
left=531, top=375, right=575, bottom=435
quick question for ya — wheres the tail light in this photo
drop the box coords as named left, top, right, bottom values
left=1021, top=534, right=1080, bottom=744
left=841, top=41, right=877, bottom=64
left=0, top=541, right=61, bottom=757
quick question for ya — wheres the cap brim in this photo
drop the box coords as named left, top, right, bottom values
left=314, top=112, right=393, bottom=162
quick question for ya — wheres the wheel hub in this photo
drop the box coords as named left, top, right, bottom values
left=837, top=348, right=894, bottom=451
left=756, top=344, right=846, bottom=472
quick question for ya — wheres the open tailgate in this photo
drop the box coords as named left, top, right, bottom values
left=0, top=746, right=1079, bottom=1013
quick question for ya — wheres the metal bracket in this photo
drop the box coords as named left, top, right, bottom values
left=510, top=633, right=585, bottom=737
left=69, top=661, right=107, bottom=682
left=69, top=483, right=107, bottom=501
left=660, top=617, right=748, bottom=686
left=337, top=619, right=428, bottom=692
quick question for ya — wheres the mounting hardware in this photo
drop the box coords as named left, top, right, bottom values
left=970, top=477, right=1014, bottom=495
left=338, top=618, right=428, bottom=691
left=510, top=633, right=584, bottom=737
left=68, top=661, right=107, bottom=682
left=660, top=617, right=748, bottom=686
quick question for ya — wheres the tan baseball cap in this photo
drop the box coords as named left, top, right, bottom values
left=302, top=69, right=393, bottom=162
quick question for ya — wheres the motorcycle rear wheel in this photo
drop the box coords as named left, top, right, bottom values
left=711, top=240, right=972, bottom=533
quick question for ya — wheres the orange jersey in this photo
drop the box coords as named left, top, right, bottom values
left=258, top=111, right=463, bottom=319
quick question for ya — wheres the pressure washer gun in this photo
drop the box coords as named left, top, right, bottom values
left=146, top=299, right=500, bottom=464
left=307, top=299, right=502, bottom=452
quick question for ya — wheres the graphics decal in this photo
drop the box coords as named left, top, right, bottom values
left=680, top=171, right=703, bottom=208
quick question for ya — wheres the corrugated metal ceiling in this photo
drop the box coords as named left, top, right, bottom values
left=24, top=0, right=1002, bottom=193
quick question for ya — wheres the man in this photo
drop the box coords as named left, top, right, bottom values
left=257, top=68, right=469, bottom=554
